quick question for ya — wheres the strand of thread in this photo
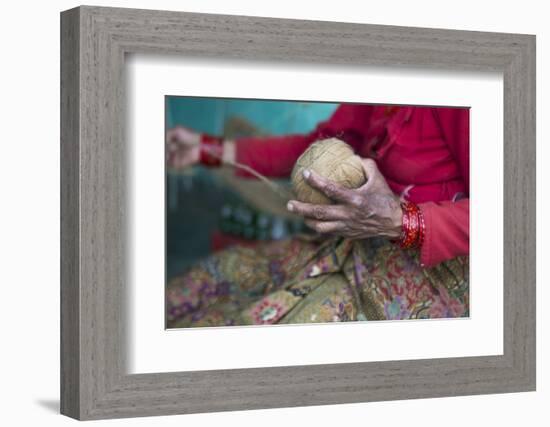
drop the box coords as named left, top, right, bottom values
left=204, top=138, right=366, bottom=205
left=203, top=146, right=292, bottom=202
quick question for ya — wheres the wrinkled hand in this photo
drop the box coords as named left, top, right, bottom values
left=287, top=159, right=403, bottom=239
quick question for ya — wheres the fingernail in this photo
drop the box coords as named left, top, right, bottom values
left=302, top=169, right=311, bottom=179
left=287, top=202, right=294, bottom=212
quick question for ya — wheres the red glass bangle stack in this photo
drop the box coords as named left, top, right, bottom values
left=397, top=201, right=425, bottom=249
left=199, top=134, right=224, bottom=167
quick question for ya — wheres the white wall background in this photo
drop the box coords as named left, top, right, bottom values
left=0, top=0, right=546, bottom=425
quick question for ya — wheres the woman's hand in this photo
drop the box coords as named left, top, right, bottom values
left=166, top=126, right=201, bottom=169
left=287, top=158, right=403, bottom=239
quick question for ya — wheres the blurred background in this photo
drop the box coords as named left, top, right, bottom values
left=166, top=97, right=338, bottom=280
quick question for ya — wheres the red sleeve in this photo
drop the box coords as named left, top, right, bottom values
left=234, top=104, right=374, bottom=178
left=435, top=107, right=470, bottom=193
left=418, top=107, right=470, bottom=266
left=418, top=199, right=469, bottom=267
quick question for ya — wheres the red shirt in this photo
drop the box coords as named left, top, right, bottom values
left=234, top=104, right=470, bottom=267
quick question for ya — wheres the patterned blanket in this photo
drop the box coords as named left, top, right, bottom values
left=167, top=235, right=469, bottom=328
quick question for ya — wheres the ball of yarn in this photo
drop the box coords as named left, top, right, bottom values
left=291, top=138, right=366, bottom=204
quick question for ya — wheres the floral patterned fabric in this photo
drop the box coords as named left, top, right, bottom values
left=166, top=236, right=469, bottom=328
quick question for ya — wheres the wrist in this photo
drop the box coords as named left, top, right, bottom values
left=222, top=140, right=236, bottom=164
left=199, top=134, right=224, bottom=167
left=190, top=145, right=200, bottom=164
left=394, top=201, right=425, bottom=249
left=390, top=201, right=404, bottom=238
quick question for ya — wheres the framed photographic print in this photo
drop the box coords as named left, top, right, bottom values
left=60, top=5, right=536, bottom=420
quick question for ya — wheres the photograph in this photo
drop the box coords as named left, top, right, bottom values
left=165, top=97, right=470, bottom=328
left=54, top=4, right=537, bottom=421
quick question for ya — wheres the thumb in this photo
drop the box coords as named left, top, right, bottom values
left=360, top=158, right=378, bottom=187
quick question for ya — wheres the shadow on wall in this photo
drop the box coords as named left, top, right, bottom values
left=35, top=399, right=59, bottom=414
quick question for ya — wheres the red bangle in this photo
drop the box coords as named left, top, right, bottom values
left=396, top=201, right=425, bottom=249
left=417, top=204, right=426, bottom=248
left=199, top=134, right=223, bottom=167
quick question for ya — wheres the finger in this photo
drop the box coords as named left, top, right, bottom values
left=166, top=128, right=182, bottom=143
left=302, top=169, right=355, bottom=204
left=287, top=200, right=348, bottom=221
left=304, top=220, right=346, bottom=234
left=359, top=158, right=379, bottom=190
left=166, top=150, right=174, bottom=164
left=167, top=126, right=200, bottom=145
left=174, top=152, right=189, bottom=169
left=167, top=140, right=180, bottom=153
left=171, top=153, right=182, bottom=168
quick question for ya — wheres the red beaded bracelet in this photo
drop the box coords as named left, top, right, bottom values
left=397, top=201, right=425, bottom=249
left=199, top=134, right=224, bottom=167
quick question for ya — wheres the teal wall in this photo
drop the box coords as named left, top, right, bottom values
left=166, top=97, right=338, bottom=136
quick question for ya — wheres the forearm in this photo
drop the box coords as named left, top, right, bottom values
left=417, top=198, right=469, bottom=267
left=196, top=132, right=311, bottom=176
left=233, top=134, right=314, bottom=178
left=229, top=104, right=373, bottom=177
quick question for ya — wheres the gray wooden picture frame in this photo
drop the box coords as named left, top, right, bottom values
left=60, top=5, right=536, bottom=421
